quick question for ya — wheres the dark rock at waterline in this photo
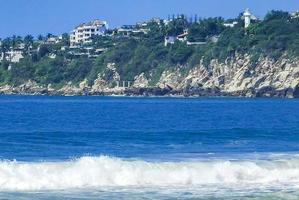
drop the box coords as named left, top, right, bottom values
left=182, top=86, right=223, bottom=97
left=1, top=83, right=299, bottom=98
left=293, top=84, right=299, bottom=98
left=124, top=86, right=173, bottom=96
left=255, top=86, right=297, bottom=98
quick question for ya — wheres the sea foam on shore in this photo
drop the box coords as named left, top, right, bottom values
left=1, top=155, right=299, bottom=191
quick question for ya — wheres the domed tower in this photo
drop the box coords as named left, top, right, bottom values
left=242, top=8, right=257, bottom=28
left=243, top=9, right=251, bottom=28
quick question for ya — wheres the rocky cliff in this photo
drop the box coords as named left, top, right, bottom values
left=153, top=55, right=299, bottom=97
left=1, top=55, right=298, bottom=97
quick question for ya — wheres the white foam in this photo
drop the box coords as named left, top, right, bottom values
left=1, top=156, right=299, bottom=191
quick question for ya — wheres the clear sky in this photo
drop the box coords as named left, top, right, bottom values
left=0, top=0, right=298, bottom=38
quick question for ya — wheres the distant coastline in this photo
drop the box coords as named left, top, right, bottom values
left=1, top=10, right=298, bottom=98
left=0, top=81, right=298, bottom=98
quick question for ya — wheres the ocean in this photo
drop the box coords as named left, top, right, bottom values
left=0, top=96, right=299, bottom=199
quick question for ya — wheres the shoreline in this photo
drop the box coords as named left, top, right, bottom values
left=1, top=82, right=298, bottom=98
left=0, top=91, right=297, bottom=98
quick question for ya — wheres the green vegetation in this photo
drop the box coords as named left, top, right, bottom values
left=188, top=17, right=225, bottom=42
left=0, top=10, right=299, bottom=87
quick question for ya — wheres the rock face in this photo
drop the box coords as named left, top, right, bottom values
left=157, top=69, right=183, bottom=90
left=156, top=55, right=299, bottom=97
left=293, top=84, right=299, bottom=98
left=91, top=75, right=108, bottom=93
left=0, top=55, right=298, bottom=97
left=0, top=80, right=48, bottom=95
left=58, top=82, right=82, bottom=95
left=133, top=73, right=149, bottom=88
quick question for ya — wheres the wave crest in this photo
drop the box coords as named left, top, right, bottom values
left=1, top=156, right=299, bottom=191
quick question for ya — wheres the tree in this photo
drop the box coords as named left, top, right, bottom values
left=264, top=10, right=290, bottom=22
left=37, top=34, right=45, bottom=41
left=169, top=41, right=193, bottom=64
left=11, top=35, right=23, bottom=49
left=38, top=44, right=50, bottom=57
left=166, top=17, right=189, bottom=36
left=46, top=33, right=53, bottom=39
left=23, top=35, right=34, bottom=54
left=61, top=33, right=70, bottom=46
left=188, top=18, right=225, bottom=42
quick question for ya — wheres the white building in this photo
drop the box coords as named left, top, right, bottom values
left=177, top=29, right=188, bottom=42
left=117, top=24, right=149, bottom=36
left=164, top=36, right=176, bottom=46
left=45, top=36, right=62, bottom=44
left=1, top=50, right=24, bottom=63
left=223, top=21, right=238, bottom=28
left=164, top=29, right=188, bottom=46
left=290, top=11, right=299, bottom=19
left=70, top=19, right=108, bottom=47
left=242, top=9, right=257, bottom=28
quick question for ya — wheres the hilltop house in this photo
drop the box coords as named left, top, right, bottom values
left=70, top=19, right=108, bottom=47
left=0, top=42, right=25, bottom=63
left=164, top=29, right=188, bottom=46
left=116, top=24, right=149, bottom=36
left=290, top=11, right=299, bottom=19
left=117, top=25, right=136, bottom=35
left=1, top=49, right=24, bottom=63
left=164, top=36, right=176, bottom=46
left=223, top=21, right=238, bottom=28
left=177, top=30, right=188, bottom=42
left=45, top=36, right=62, bottom=44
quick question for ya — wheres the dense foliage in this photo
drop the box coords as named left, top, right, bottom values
left=0, top=10, right=299, bottom=86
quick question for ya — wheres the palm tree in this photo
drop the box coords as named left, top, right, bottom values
left=37, top=34, right=45, bottom=41
left=23, top=35, right=34, bottom=55
left=11, top=35, right=23, bottom=50
left=46, top=33, right=53, bottom=39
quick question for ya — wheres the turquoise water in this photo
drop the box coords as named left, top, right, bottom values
left=0, top=96, right=299, bottom=199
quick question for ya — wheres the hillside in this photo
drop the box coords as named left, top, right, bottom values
left=0, top=10, right=299, bottom=97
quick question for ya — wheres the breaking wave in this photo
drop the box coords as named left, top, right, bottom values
left=1, top=156, right=299, bottom=191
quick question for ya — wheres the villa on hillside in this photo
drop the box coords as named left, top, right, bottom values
left=223, top=21, right=238, bottom=28
left=70, top=19, right=108, bottom=47
left=290, top=11, right=299, bottom=19
left=116, top=24, right=149, bottom=36
left=45, top=36, right=63, bottom=44
left=0, top=42, right=25, bottom=63
left=0, top=49, right=24, bottom=63
left=177, top=30, right=188, bottom=42
left=164, top=29, right=188, bottom=46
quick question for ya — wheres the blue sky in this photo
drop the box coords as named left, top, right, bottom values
left=0, top=0, right=298, bottom=38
